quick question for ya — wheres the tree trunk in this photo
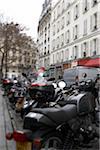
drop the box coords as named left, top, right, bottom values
left=0, top=52, right=4, bottom=79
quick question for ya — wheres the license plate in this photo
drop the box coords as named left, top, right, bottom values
left=16, top=142, right=32, bottom=150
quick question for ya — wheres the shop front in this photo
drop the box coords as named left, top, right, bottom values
left=77, top=57, right=100, bottom=68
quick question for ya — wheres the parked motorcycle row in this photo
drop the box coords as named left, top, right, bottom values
left=2, top=71, right=100, bottom=150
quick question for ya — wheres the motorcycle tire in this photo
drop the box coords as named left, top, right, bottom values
left=40, top=133, right=63, bottom=150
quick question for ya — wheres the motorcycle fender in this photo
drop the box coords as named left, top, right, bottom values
left=26, top=128, right=55, bottom=141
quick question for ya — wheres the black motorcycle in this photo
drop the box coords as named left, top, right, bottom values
left=23, top=80, right=99, bottom=150
left=20, top=73, right=59, bottom=119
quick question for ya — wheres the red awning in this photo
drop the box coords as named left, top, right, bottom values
left=83, top=58, right=100, bottom=67
left=78, top=57, right=100, bottom=67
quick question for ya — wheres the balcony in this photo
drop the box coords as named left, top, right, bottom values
left=83, top=52, right=86, bottom=57
left=93, top=0, right=97, bottom=6
left=74, top=35, right=78, bottom=40
left=74, top=14, right=78, bottom=20
left=44, top=52, right=46, bottom=55
left=83, top=7, right=88, bottom=13
left=66, top=39, right=69, bottom=43
left=93, top=25, right=97, bottom=31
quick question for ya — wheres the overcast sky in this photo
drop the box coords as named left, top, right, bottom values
left=0, top=0, right=47, bottom=40
left=0, top=0, right=58, bottom=40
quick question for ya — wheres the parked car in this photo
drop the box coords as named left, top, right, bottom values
left=63, top=66, right=99, bottom=87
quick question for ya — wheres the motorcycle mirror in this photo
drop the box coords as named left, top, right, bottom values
left=13, top=80, right=18, bottom=84
left=58, top=81, right=66, bottom=89
left=22, top=73, right=27, bottom=78
left=52, top=83, right=57, bottom=88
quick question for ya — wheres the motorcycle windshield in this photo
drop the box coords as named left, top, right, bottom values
left=31, top=70, right=48, bottom=87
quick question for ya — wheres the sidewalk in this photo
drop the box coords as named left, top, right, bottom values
left=0, top=89, right=16, bottom=150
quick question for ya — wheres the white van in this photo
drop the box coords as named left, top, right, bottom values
left=63, top=66, right=99, bottom=87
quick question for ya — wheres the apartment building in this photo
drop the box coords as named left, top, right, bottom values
left=37, top=0, right=100, bottom=79
left=0, top=36, right=37, bottom=78
left=37, top=0, right=52, bottom=69
left=10, top=37, right=37, bottom=78
left=48, top=0, right=100, bottom=78
left=51, top=0, right=100, bottom=63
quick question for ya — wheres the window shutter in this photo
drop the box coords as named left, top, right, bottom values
left=93, top=14, right=96, bottom=29
left=87, top=0, right=89, bottom=10
left=83, top=0, right=85, bottom=13
left=90, top=15, right=93, bottom=31
left=73, top=27, right=75, bottom=40
left=76, top=46, right=78, bottom=58
left=97, top=39, right=100, bottom=55
left=97, top=12, right=100, bottom=28
left=76, top=25, right=78, bottom=38
left=96, top=38, right=99, bottom=54
left=69, top=30, right=70, bottom=42
left=74, top=7, right=76, bottom=19
left=86, top=42, right=89, bottom=56
left=81, top=44, right=83, bottom=57
left=90, top=40, right=93, bottom=56
left=65, top=32, right=67, bottom=44
left=91, top=0, right=93, bottom=7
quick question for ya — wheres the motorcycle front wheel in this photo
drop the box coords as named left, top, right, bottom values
left=40, top=134, right=63, bottom=150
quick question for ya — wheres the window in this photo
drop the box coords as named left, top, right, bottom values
left=65, top=30, right=70, bottom=43
left=61, top=34, right=64, bottom=46
left=44, top=39, right=46, bottom=44
left=53, top=11, right=56, bottom=21
left=48, top=45, right=50, bottom=53
left=81, top=42, right=87, bottom=57
left=66, top=11, right=70, bottom=25
left=66, top=0, right=70, bottom=9
left=73, top=25, right=78, bottom=40
left=57, top=52, right=59, bottom=62
left=65, top=49, right=69, bottom=60
left=45, top=27, right=47, bottom=31
left=74, top=4, right=79, bottom=20
left=57, top=52, right=61, bottom=62
left=83, top=19, right=87, bottom=35
left=90, top=13, right=98, bottom=31
left=48, top=37, right=50, bottom=41
left=44, top=47, right=46, bottom=55
left=61, top=51, right=64, bottom=62
left=52, top=39, right=55, bottom=50
left=53, top=24, right=55, bottom=35
left=90, top=39, right=98, bottom=56
left=92, top=0, right=98, bottom=7
left=53, top=54, right=55, bottom=64
left=57, top=36, right=60, bottom=48
left=61, top=17, right=65, bottom=29
left=57, top=21, right=60, bottom=32
left=62, top=0, right=64, bottom=13
left=93, top=38, right=98, bottom=55
left=73, top=45, right=78, bottom=59
left=48, top=23, right=50, bottom=29
left=57, top=5, right=60, bottom=17
left=83, top=0, right=89, bottom=13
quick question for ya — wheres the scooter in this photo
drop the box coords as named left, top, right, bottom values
left=6, top=75, right=99, bottom=150
left=22, top=80, right=99, bottom=150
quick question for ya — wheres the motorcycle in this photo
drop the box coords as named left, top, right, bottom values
left=22, top=79, right=99, bottom=150
left=20, top=72, right=58, bottom=119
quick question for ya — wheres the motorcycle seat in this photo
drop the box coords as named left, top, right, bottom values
left=31, top=104, right=77, bottom=125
